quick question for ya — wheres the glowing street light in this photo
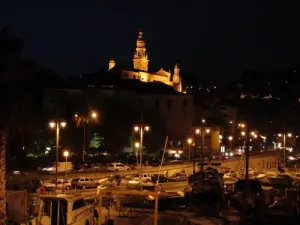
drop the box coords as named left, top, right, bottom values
left=63, top=150, right=70, bottom=187
left=91, top=111, right=98, bottom=119
left=187, top=138, right=193, bottom=160
left=228, top=136, right=233, bottom=141
left=241, top=131, right=246, bottom=136
left=287, top=133, right=292, bottom=138
left=134, top=142, right=140, bottom=148
left=74, top=110, right=99, bottom=162
left=205, top=129, right=210, bottom=134
left=133, top=124, right=150, bottom=172
left=195, top=129, right=200, bottom=134
left=48, top=120, right=67, bottom=192
left=238, top=123, right=245, bottom=128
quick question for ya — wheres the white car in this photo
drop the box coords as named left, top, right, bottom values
left=107, top=163, right=130, bottom=172
left=135, top=173, right=152, bottom=183
left=98, top=177, right=118, bottom=187
left=120, top=176, right=141, bottom=190
left=43, top=179, right=71, bottom=190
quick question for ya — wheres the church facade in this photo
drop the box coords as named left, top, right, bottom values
left=108, top=31, right=183, bottom=93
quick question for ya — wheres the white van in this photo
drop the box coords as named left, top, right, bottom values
left=107, top=162, right=130, bottom=172
left=41, top=162, right=73, bottom=174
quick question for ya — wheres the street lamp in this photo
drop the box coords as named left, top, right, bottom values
left=228, top=136, right=233, bottom=150
left=63, top=150, right=70, bottom=188
left=134, top=142, right=140, bottom=165
left=187, top=138, right=193, bottom=160
left=134, top=124, right=150, bottom=173
left=74, top=110, right=98, bottom=162
left=48, top=120, right=67, bottom=192
left=277, top=131, right=293, bottom=166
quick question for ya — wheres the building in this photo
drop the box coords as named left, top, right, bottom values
left=108, top=31, right=183, bottom=93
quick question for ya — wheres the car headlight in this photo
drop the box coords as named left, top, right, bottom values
left=47, top=168, right=54, bottom=171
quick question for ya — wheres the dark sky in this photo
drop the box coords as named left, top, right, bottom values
left=0, top=0, right=300, bottom=82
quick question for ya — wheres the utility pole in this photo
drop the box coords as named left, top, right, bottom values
left=82, top=123, right=86, bottom=163
left=283, top=124, right=286, bottom=167
left=0, top=133, right=7, bottom=225
left=193, top=132, right=197, bottom=174
left=55, top=121, right=60, bottom=192
left=200, top=125, right=205, bottom=190
left=140, top=110, right=144, bottom=174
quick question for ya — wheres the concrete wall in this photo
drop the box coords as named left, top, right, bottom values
left=221, top=154, right=280, bottom=173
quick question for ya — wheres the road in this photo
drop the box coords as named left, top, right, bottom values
left=58, top=181, right=188, bottom=197
left=29, top=163, right=195, bottom=181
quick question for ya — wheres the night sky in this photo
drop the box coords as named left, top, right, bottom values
left=0, top=0, right=299, bottom=82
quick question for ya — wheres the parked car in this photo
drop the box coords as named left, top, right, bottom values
left=43, top=179, right=71, bottom=191
left=98, top=176, right=118, bottom=187
left=151, top=174, right=169, bottom=183
left=40, top=162, right=73, bottom=174
left=169, top=172, right=188, bottom=182
left=134, top=173, right=152, bottom=183
left=71, top=177, right=98, bottom=189
left=119, top=175, right=141, bottom=190
left=107, top=162, right=130, bottom=172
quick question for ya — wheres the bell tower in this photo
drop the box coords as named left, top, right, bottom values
left=133, top=30, right=149, bottom=71
left=108, top=58, right=116, bottom=70
left=173, top=63, right=182, bottom=92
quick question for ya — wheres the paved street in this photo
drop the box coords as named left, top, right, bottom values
left=57, top=181, right=188, bottom=197
left=30, top=163, right=195, bottom=181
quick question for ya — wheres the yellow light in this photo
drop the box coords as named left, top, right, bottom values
left=219, top=135, right=223, bottom=140
left=251, top=131, right=255, bottom=136
left=195, top=129, right=200, bottom=134
left=229, top=120, right=233, bottom=124
left=49, top=121, right=56, bottom=129
left=288, top=133, right=292, bottom=138
left=278, top=133, right=282, bottom=137
left=202, top=119, right=206, bottom=124
left=134, top=126, right=139, bottom=132
left=228, top=136, right=233, bottom=141
left=135, top=142, right=140, bottom=148
left=238, top=123, right=245, bottom=128
left=241, top=131, right=246, bottom=136
left=205, top=128, right=210, bottom=134
left=187, top=138, right=192, bottom=144
left=60, top=121, right=67, bottom=128
left=91, top=111, right=98, bottom=119
left=74, top=114, right=78, bottom=118
left=144, top=126, right=150, bottom=131
left=253, top=134, right=258, bottom=139
left=63, top=151, right=69, bottom=157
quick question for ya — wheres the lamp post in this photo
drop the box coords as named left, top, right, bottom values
left=49, top=120, right=67, bottom=191
left=278, top=131, right=292, bottom=167
left=74, top=110, right=98, bottom=163
left=134, top=124, right=150, bottom=173
left=134, top=142, right=140, bottom=166
left=63, top=150, right=69, bottom=181
left=193, top=119, right=209, bottom=175
left=228, top=136, right=233, bottom=150
left=187, top=138, right=193, bottom=160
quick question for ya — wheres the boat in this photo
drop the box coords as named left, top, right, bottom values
left=185, top=168, right=224, bottom=206
left=24, top=193, right=96, bottom=225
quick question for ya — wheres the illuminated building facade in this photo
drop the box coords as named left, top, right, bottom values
left=108, top=31, right=183, bottom=93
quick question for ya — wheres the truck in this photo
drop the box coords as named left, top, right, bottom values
left=41, top=162, right=73, bottom=174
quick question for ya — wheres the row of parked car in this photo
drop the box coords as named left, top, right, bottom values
left=43, top=172, right=188, bottom=191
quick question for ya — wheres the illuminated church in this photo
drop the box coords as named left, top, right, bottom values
left=108, top=31, right=183, bottom=93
